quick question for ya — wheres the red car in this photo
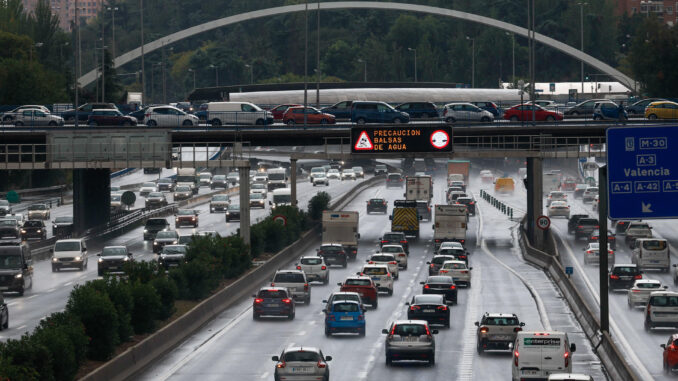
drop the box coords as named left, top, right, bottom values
left=662, top=334, right=678, bottom=374
left=87, top=109, right=138, bottom=126
left=503, top=104, right=563, bottom=122
left=282, top=106, right=336, bottom=125
left=269, top=104, right=301, bottom=120
left=338, top=276, right=378, bottom=308
left=561, top=177, right=578, bottom=191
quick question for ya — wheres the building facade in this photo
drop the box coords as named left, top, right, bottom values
left=22, top=0, right=103, bottom=31
left=617, top=0, right=678, bottom=26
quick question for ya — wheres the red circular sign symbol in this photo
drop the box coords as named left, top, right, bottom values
left=430, top=130, right=450, bottom=149
left=273, top=215, right=287, bottom=226
left=536, top=215, right=551, bottom=230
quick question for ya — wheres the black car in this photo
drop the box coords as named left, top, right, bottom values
left=317, top=244, right=348, bottom=268
left=406, top=294, right=450, bottom=327
left=158, top=244, right=187, bottom=269
left=143, top=218, right=170, bottom=240
left=427, top=255, right=457, bottom=276
left=0, top=240, right=33, bottom=296
left=0, top=219, right=20, bottom=239
left=395, top=102, right=439, bottom=119
left=380, top=232, right=409, bottom=254
left=156, top=178, right=175, bottom=192
left=61, top=102, right=117, bottom=122
left=225, top=204, right=240, bottom=222
left=437, top=248, right=468, bottom=264
left=609, top=264, right=642, bottom=290
left=52, top=216, right=73, bottom=237
left=564, top=99, right=608, bottom=116
left=574, top=218, right=599, bottom=239
left=366, top=198, right=388, bottom=214
left=421, top=275, right=457, bottom=304
left=252, top=287, right=295, bottom=320
left=0, top=293, right=8, bottom=330
left=588, top=229, right=616, bottom=250
left=144, top=192, right=168, bottom=209
left=153, top=230, right=179, bottom=254
left=567, top=214, right=589, bottom=234
left=210, top=175, right=228, bottom=189
left=97, top=246, right=133, bottom=275
left=455, top=197, right=476, bottom=216
left=20, top=220, right=46, bottom=240
left=386, top=173, right=404, bottom=188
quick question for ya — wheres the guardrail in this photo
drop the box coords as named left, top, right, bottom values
left=517, top=216, right=639, bottom=381
left=478, top=189, right=516, bottom=219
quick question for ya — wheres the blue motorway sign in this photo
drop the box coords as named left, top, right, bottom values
left=607, top=125, right=678, bottom=219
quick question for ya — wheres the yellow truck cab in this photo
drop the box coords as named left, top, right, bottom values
left=495, top=177, right=515, bottom=194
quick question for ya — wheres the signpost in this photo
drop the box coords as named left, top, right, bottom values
left=536, top=215, right=550, bottom=230
left=273, top=215, right=287, bottom=226
left=351, top=125, right=452, bottom=154
left=607, top=126, right=678, bottom=219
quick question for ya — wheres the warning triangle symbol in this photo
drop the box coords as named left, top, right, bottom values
left=354, top=131, right=374, bottom=150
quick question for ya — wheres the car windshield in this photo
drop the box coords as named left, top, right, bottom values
left=54, top=241, right=80, bottom=251
left=342, top=169, right=353, bottom=174
left=383, top=233, right=404, bottom=241
left=142, top=182, right=155, bottom=187
left=148, top=192, right=163, bottom=198
left=252, top=183, right=266, bottom=189
left=111, top=195, right=121, bottom=201
left=258, top=289, right=288, bottom=299
left=158, top=178, right=172, bottom=184
left=650, top=296, right=678, bottom=306
left=227, top=172, right=238, bottom=177
left=23, top=221, right=42, bottom=227
left=362, top=267, right=387, bottom=275
left=301, top=257, right=323, bottom=265
left=345, top=279, right=371, bottom=286
left=428, top=276, right=454, bottom=284
left=146, top=219, right=167, bottom=226
left=283, top=351, right=320, bottom=362
left=484, top=317, right=520, bottom=325
left=0, top=254, right=22, bottom=269
left=0, top=220, right=15, bottom=226
left=213, top=195, right=230, bottom=201
left=175, top=186, right=190, bottom=192
left=177, top=210, right=194, bottom=215
left=274, top=273, right=304, bottom=283
left=228, top=204, right=240, bottom=211
left=156, top=231, right=177, bottom=239
left=199, top=174, right=211, bottom=179
left=213, top=175, right=226, bottom=181
left=332, top=302, right=359, bottom=312
left=250, top=193, right=264, bottom=199
left=413, top=295, right=443, bottom=304
left=101, top=247, right=127, bottom=256
left=432, top=256, right=455, bottom=265
left=643, top=240, right=667, bottom=250
left=392, top=324, right=427, bottom=336
left=28, top=205, right=46, bottom=210
left=162, top=246, right=187, bottom=254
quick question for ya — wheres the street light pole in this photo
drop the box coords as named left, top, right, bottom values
left=74, top=0, right=79, bottom=127
left=304, top=0, right=309, bottom=127
left=245, top=64, right=253, bottom=84
left=316, top=0, right=321, bottom=108
left=466, top=37, right=475, bottom=88
left=107, top=6, right=117, bottom=59
left=188, top=68, right=196, bottom=90
left=407, top=47, right=417, bottom=82
left=140, top=0, right=145, bottom=105
left=209, top=64, right=218, bottom=87
left=358, top=58, right=367, bottom=82
left=506, top=32, right=515, bottom=84
left=578, top=2, right=587, bottom=95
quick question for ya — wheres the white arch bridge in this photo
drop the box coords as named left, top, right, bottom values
left=78, top=1, right=636, bottom=91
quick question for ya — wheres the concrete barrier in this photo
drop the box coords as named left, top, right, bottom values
left=80, top=176, right=383, bottom=381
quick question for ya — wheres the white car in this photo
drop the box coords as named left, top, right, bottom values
left=327, top=169, right=341, bottom=179
left=313, top=173, right=330, bottom=186
left=198, top=172, right=212, bottom=187
left=547, top=201, right=570, bottom=218
left=645, top=291, right=678, bottom=331
left=627, top=279, right=666, bottom=308
left=437, top=241, right=465, bottom=254
left=442, top=102, right=494, bottom=123
left=582, top=186, right=598, bottom=203
left=139, top=182, right=157, bottom=197
left=592, top=194, right=599, bottom=211
left=367, top=253, right=399, bottom=279
left=341, top=169, right=356, bottom=180
left=438, top=260, right=472, bottom=287
left=583, top=242, right=614, bottom=265
left=52, top=238, right=88, bottom=272
left=252, top=174, right=268, bottom=183
left=251, top=182, right=267, bottom=195
left=296, top=255, right=329, bottom=284
left=272, top=347, right=331, bottom=381
left=360, top=264, right=394, bottom=295
left=380, top=244, right=408, bottom=269
left=546, top=191, right=567, bottom=207
left=352, top=166, right=365, bottom=178
left=309, top=167, right=326, bottom=182
left=144, top=105, right=200, bottom=126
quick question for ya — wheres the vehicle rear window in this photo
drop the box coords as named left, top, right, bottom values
left=636, top=283, right=661, bottom=289
left=431, top=256, right=455, bottom=265
left=484, top=317, right=520, bottom=325
left=283, top=351, right=320, bottom=362
left=371, top=255, right=394, bottom=262
left=392, top=324, right=427, bottom=336
left=345, top=279, right=371, bottom=286
left=613, top=266, right=638, bottom=274
left=442, top=262, right=466, bottom=270
left=413, top=295, right=443, bottom=304
left=301, top=258, right=323, bottom=265
left=438, top=249, right=464, bottom=256
left=146, top=219, right=167, bottom=226
left=382, top=246, right=403, bottom=253
left=370, top=199, right=385, bottom=203
left=274, top=273, right=305, bottom=283
left=363, top=267, right=387, bottom=275
left=320, top=246, right=343, bottom=253
left=54, top=241, right=81, bottom=251
left=650, top=296, right=678, bottom=306
left=259, top=290, right=288, bottom=299
left=427, top=276, right=454, bottom=284
left=332, top=302, right=359, bottom=312
left=579, top=219, right=599, bottom=226
left=387, top=175, right=401, bottom=180
left=643, top=240, right=667, bottom=250
left=383, top=233, right=404, bottom=240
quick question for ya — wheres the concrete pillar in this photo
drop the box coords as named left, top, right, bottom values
left=73, top=168, right=111, bottom=235
left=290, top=159, right=298, bottom=206
left=526, top=157, right=543, bottom=249
left=238, top=165, right=251, bottom=249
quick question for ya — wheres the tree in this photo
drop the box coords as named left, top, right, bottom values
left=628, top=18, right=678, bottom=97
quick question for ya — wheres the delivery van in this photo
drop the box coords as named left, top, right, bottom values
left=632, top=238, right=670, bottom=272
left=495, top=177, right=515, bottom=194
left=512, top=331, right=576, bottom=381
left=206, top=102, right=273, bottom=126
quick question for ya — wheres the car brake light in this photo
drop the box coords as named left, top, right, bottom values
left=381, top=240, right=388, bottom=244
left=470, top=201, right=475, bottom=205
left=514, top=350, right=519, bottom=366
left=304, top=283, right=309, bottom=291
left=389, top=261, right=397, bottom=265
left=430, top=264, right=435, bottom=268
left=425, top=325, right=431, bottom=336
left=368, top=261, right=375, bottom=264
left=595, top=226, right=599, bottom=228
left=591, top=236, right=598, bottom=240
left=577, top=225, right=583, bottom=228
left=296, top=265, right=302, bottom=270
left=400, top=240, right=407, bottom=244
left=450, top=285, right=456, bottom=289
left=352, top=249, right=357, bottom=254
left=440, top=270, right=449, bottom=274
left=410, top=305, right=420, bottom=311
left=632, top=289, right=640, bottom=293
left=437, top=305, right=448, bottom=311
left=321, top=266, right=327, bottom=270
left=586, top=250, right=593, bottom=254
left=443, top=109, right=447, bottom=116
left=564, top=351, right=570, bottom=367
left=480, top=326, right=489, bottom=333
left=357, top=314, right=364, bottom=321
left=635, top=274, right=642, bottom=279
left=282, top=298, right=292, bottom=304
left=276, top=362, right=286, bottom=368
left=270, top=282, right=275, bottom=286
left=610, top=275, right=620, bottom=280
left=254, top=298, right=263, bottom=304
left=424, top=284, right=430, bottom=289
left=514, top=327, right=522, bottom=332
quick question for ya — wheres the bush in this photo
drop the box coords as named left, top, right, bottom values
left=308, top=192, right=331, bottom=220
left=168, top=267, right=189, bottom=300
left=178, top=259, right=216, bottom=300
left=130, top=281, right=162, bottom=334
left=151, top=276, right=179, bottom=320
left=124, top=260, right=160, bottom=284
left=32, top=312, right=88, bottom=381
left=66, top=284, right=120, bottom=361
left=0, top=334, right=52, bottom=381
left=98, top=278, right=135, bottom=343
left=0, top=352, right=40, bottom=381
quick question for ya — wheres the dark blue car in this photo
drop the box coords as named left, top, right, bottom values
left=321, top=101, right=355, bottom=119
left=350, top=101, right=410, bottom=124
left=325, top=300, right=366, bottom=336
left=252, top=287, right=295, bottom=320
left=593, top=101, right=628, bottom=121
left=626, top=98, right=666, bottom=116
left=470, top=101, right=503, bottom=118
left=395, top=102, right=439, bottom=119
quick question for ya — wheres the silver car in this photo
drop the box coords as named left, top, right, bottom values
left=442, top=102, right=494, bottom=123
left=272, top=347, right=332, bottom=381
left=12, top=109, right=64, bottom=126
left=2, top=105, right=51, bottom=122
left=547, top=201, right=570, bottom=218
left=27, top=204, right=50, bottom=220
left=383, top=320, right=438, bottom=365
left=139, top=182, right=157, bottom=196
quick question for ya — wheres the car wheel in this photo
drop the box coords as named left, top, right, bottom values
left=546, top=115, right=555, bottom=122
left=252, top=313, right=259, bottom=320
left=342, top=261, right=347, bottom=268
left=288, top=311, right=295, bottom=320
left=51, top=265, right=57, bottom=273
left=325, top=326, right=331, bottom=337
left=480, top=116, right=491, bottom=123
left=644, top=319, right=652, bottom=332
left=388, top=289, right=393, bottom=296
left=305, top=295, right=311, bottom=304
left=385, top=354, right=392, bottom=366
left=286, top=119, right=295, bottom=126
left=256, top=119, right=265, bottom=125
left=211, top=119, right=221, bottom=126
left=323, top=275, right=329, bottom=285
left=359, top=327, right=366, bottom=336
left=15, top=121, right=24, bottom=126
left=88, top=121, right=98, bottom=126
left=48, top=121, right=57, bottom=126
left=445, top=319, right=450, bottom=328
left=182, top=120, right=193, bottom=126
left=571, top=111, right=579, bottom=116
left=428, top=353, right=435, bottom=366
left=356, top=118, right=366, bottom=125
left=510, top=116, right=519, bottom=122
left=445, top=117, right=456, bottom=124
left=648, top=114, right=658, bottom=120
left=2, top=314, right=7, bottom=329
left=393, top=118, right=403, bottom=124
left=17, top=287, right=24, bottom=296
left=320, top=119, right=328, bottom=124
left=477, top=342, right=484, bottom=354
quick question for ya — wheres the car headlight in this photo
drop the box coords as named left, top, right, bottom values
left=14, top=273, right=22, bottom=278
left=175, top=218, right=180, bottom=221
left=21, top=229, right=26, bottom=233
left=144, top=229, right=148, bottom=233
left=37, top=229, right=41, bottom=233
left=123, top=256, right=130, bottom=261
left=53, top=225, right=57, bottom=229
left=153, top=241, right=159, bottom=245
left=52, top=257, right=58, bottom=262
left=75, top=256, right=81, bottom=261
left=98, top=258, right=104, bottom=263
left=172, top=240, right=178, bottom=244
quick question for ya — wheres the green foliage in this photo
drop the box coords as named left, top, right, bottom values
left=66, top=284, right=120, bottom=361
left=308, top=192, right=331, bottom=221
left=0, top=334, right=52, bottom=381
left=151, top=276, right=179, bottom=320
left=31, top=312, right=89, bottom=381
left=628, top=17, right=678, bottom=97
left=130, top=282, right=162, bottom=334
left=93, top=277, right=135, bottom=343
left=178, top=259, right=215, bottom=300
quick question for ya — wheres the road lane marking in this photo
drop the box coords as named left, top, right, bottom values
left=458, top=261, right=481, bottom=381
left=259, top=371, right=268, bottom=379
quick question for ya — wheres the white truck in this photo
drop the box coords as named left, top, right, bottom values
left=322, top=211, right=360, bottom=260
left=176, top=168, right=198, bottom=194
left=543, top=172, right=561, bottom=193
left=432, top=204, right=468, bottom=250
left=405, top=175, right=432, bottom=203
left=271, top=188, right=292, bottom=208
left=267, top=167, right=288, bottom=191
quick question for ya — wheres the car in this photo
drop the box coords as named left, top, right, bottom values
left=379, top=244, right=408, bottom=269
left=153, top=230, right=179, bottom=254
left=144, top=105, right=199, bottom=126
left=420, top=275, right=458, bottom=304
left=173, top=185, right=192, bottom=201
left=587, top=229, right=616, bottom=250
left=97, top=246, right=133, bottom=275
left=437, top=240, right=465, bottom=254
left=547, top=201, right=570, bottom=219
left=375, top=164, right=388, bottom=175
left=439, top=260, right=472, bottom=287
left=317, top=244, right=348, bottom=268
left=0, top=240, right=33, bottom=295
left=582, top=186, right=598, bottom=203
left=271, top=270, right=311, bottom=303
left=646, top=291, right=678, bottom=331
left=546, top=191, right=567, bottom=207
left=0, top=293, right=8, bottom=330
left=296, top=255, right=329, bottom=284
left=560, top=177, right=578, bottom=192
left=309, top=167, right=327, bottom=183
left=386, top=172, right=404, bottom=187
left=626, top=98, right=666, bottom=115
left=87, top=109, right=137, bottom=126
left=158, top=244, right=187, bottom=269
left=512, top=331, right=576, bottom=381
left=139, top=182, right=157, bottom=197
left=564, top=98, right=608, bottom=116
left=583, top=242, right=614, bottom=265
left=249, top=192, right=266, bottom=208
left=662, top=334, right=678, bottom=374
left=325, top=300, right=366, bottom=336
left=632, top=238, right=669, bottom=272
left=645, top=100, right=678, bottom=120
left=614, top=220, right=633, bottom=235
left=271, top=347, right=331, bottom=381
left=573, top=184, right=588, bottom=199
left=311, top=172, right=329, bottom=187
left=206, top=101, right=273, bottom=126
left=609, top=264, right=642, bottom=290
left=175, top=209, right=199, bottom=228
left=145, top=192, right=168, bottom=209
left=383, top=320, right=438, bottom=366
left=591, top=194, right=599, bottom=211
left=11, top=109, right=65, bottom=126
left=351, top=166, right=364, bottom=178
left=326, top=169, right=341, bottom=180
left=321, top=100, right=356, bottom=118
left=1, top=105, right=51, bottom=122
left=341, top=169, right=356, bottom=180
left=61, top=102, right=118, bottom=122
left=210, top=175, right=228, bottom=189
left=156, top=178, right=175, bottom=192
left=323, top=292, right=365, bottom=314
left=567, top=214, right=589, bottom=234
left=573, top=218, right=599, bottom=240
left=366, top=253, right=399, bottom=279
left=395, top=102, right=439, bottom=119
left=454, top=196, right=476, bottom=216
left=283, top=106, right=336, bottom=125
left=209, top=194, right=230, bottom=213
left=251, top=182, right=268, bottom=195
left=253, top=287, right=295, bottom=320
left=338, top=276, right=378, bottom=307
left=363, top=198, right=389, bottom=216
left=427, top=254, right=458, bottom=276
left=406, top=294, right=450, bottom=327
left=51, top=238, right=88, bottom=272
left=449, top=179, right=466, bottom=191
left=416, top=201, right=432, bottom=221
left=143, top=218, right=169, bottom=240
left=479, top=170, right=494, bottom=183
left=197, top=172, right=212, bottom=187
left=0, top=200, right=11, bottom=217
left=20, top=220, right=46, bottom=240
left=627, top=279, right=666, bottom=308
left=351, top=101, right=410, bottom=124
left=625, top=221, right=653, bottom=248
left=593, top=100, right=627, bottom=121
left=503, top=104, right=563, bottom=122
left=438, top=246, right=468, bottom=264
left=27, top=204, right=50, bottom=220
left=380, top=232, right=409, bottom=253
left=441, top=102, right=493, bottom=123
left=475, top=312, right=524, bottom=354
left=225, top=203, right=241, bottom=222
left=471, top=101, right=503, bottom=117
left=0, top=218, right=21, bottom=239
left=360, top=264, right=394, bottom=295
left=269, top=103, right=302, bottom=120
left=109, top=193, right=124, bottom=212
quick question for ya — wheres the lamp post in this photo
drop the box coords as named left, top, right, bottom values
left=74, top=0, right=80, bottom=127
left=316, top=0, right=321, bottom=108
left=151, top=62, right=162, bottom=104
left=245, top=64, right=253, bottom=84
left=96, top=44, right=108, bottom=102
left=505, top=32, right=515, bottom=84
left=407, top=47, right=417, bottom=82
left=303, top=0, right=309, bottom=127
left=107, top=6, right=118, bottom=58
left=209, top=64, right=218, bottom=87
left=29, top=42, right=43, bottom=63
left=578, top=2, right=587, bottom=95
left=188, top=68, right=196, bottom=90
left=357, top=58, right=367, bottom=82
left=140, top=0, right=146, bottom=105
left=314, top=68, right=320, bottom=108
left=465, top=36, right=475, bottom=88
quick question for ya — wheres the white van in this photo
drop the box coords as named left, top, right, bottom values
left=512, top=331, right=576, bottom=381
left=206, top=102, right=273, bottom=126
left=547, top=374, right=593, bottom=381
left=51, top=238, right=88, bottom=272
left=271, top=188, right=292, bottom=208
left=632, top=238, right=670, bottom=272
left=645, top=291, right=678, bottom=331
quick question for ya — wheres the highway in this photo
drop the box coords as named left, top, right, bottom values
left=134, top=168, right=606, bottom=381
